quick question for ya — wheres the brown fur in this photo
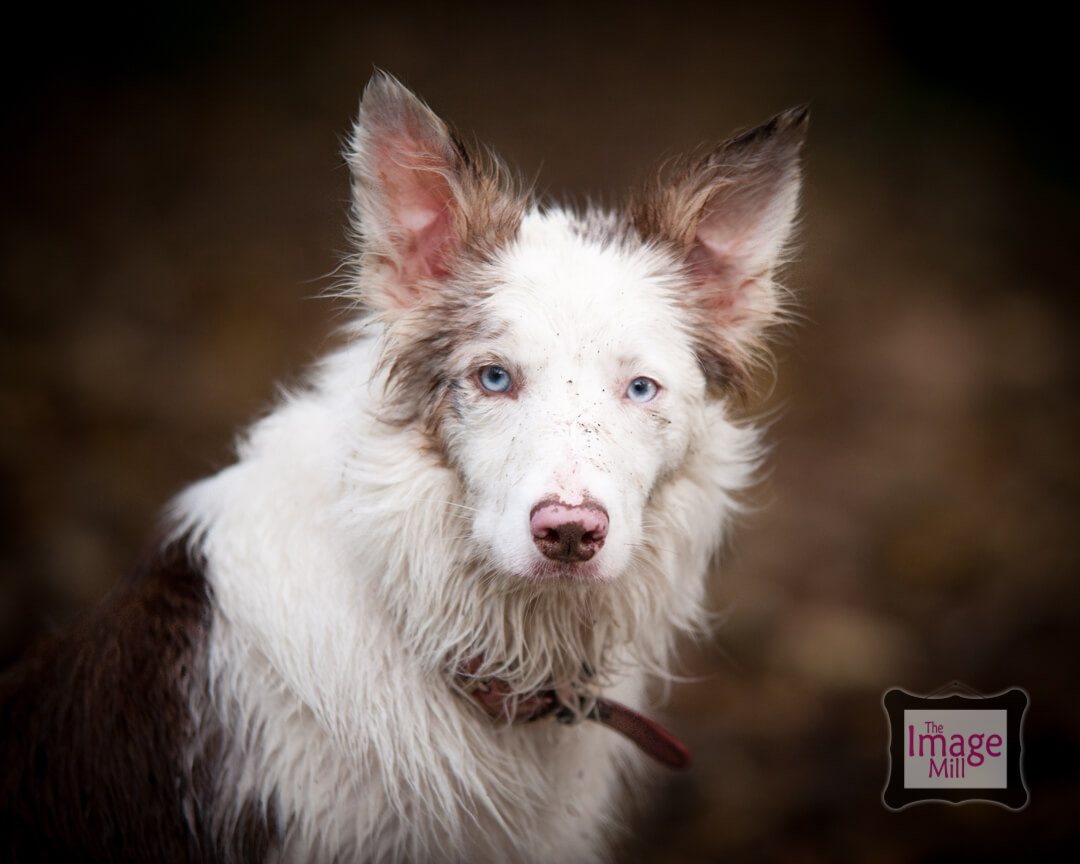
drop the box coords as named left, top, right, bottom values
left=347, top=77, right=531, bottom=454
left=631, top=105, right=808, bottom=396
left=0, top=537, right=274, bottom=864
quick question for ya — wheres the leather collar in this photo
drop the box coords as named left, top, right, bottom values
left=455, top=659, right=692, bottom=771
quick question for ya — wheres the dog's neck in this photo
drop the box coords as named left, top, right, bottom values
left=383, top=553, right=683, bottom=701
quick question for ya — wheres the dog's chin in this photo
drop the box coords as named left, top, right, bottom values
left=516, top=558, right=614, bottom=584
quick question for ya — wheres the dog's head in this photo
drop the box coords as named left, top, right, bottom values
left=347, top=73, right=805, bottom=589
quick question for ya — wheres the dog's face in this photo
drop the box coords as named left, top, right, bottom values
left=440, top=213, right=703, bottom=582
left=348, top=74, right=805, bottom=585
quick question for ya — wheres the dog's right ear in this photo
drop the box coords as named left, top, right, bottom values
left=347, top=73, right=522, bottom=314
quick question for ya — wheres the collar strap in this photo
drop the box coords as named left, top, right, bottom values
left=456, top=663, right=692, bottom=772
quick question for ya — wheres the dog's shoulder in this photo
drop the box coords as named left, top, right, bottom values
left=0, top=535, right=271, bottom=864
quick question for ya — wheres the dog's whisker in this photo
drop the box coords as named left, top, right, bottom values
left=409, top=496, right=482, bottom=514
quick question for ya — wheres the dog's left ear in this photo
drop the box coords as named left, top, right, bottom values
left=636, top=106, right=808, bottom=391
left=348, top=72, right=522, bottom=314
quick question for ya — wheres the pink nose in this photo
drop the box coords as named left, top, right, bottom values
left=529, top=499, right=609, bottom=563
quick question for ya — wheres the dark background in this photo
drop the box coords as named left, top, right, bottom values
left=2, top=2, right=1077, bottom=860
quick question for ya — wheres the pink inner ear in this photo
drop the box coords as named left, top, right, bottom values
left=687, top=236, right=741, bottom=311
left=378, top=135, right=458, bottom=295
left=689, top=225, right=786, bottom=337
left=688, top=189, right=784, bottom=327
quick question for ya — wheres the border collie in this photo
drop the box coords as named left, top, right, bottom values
left=1, top=73, right=806, bottom=863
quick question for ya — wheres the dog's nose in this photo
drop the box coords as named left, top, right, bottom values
left=530, top=500, right=608, bottom=563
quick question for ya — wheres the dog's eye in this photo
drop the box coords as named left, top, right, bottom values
left=478, top=365, right=513, bottom=393
left=626, top=377, right=659, bottom=403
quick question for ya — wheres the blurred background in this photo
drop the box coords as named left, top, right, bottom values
left=1, top=1, right=1076, bottom=860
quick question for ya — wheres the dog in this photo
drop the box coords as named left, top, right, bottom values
left=1, top=73, right=806, bottom=863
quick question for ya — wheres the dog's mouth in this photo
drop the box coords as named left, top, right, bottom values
left=521, top=558, right=610, bottom=583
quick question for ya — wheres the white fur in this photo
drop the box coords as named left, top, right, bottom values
left=167, top=76, right=802, bottom=863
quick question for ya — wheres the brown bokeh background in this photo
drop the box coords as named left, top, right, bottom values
left=2, top=2, right=1077, bottom=860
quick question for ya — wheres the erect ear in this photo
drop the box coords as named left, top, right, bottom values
left=347, top=72, right=522, bottom=313
left=635, top=106, right=808, bottom=390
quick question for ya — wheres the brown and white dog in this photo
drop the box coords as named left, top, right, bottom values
left=1, top=74, right=806, bottom=863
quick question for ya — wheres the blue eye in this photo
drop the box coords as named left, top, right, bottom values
left=478, top=365, right=512, bottom=393
left=626, top=377, right=659, bottom=403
